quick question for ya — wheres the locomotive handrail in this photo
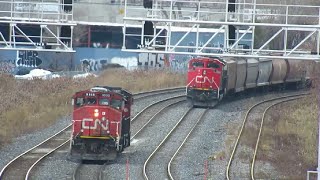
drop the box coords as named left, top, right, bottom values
left=211, top=77, right=220, bottom=99
left=186, top=78, right=195, bottom=94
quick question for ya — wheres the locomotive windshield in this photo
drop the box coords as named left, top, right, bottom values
left=73, top=90, right=124, bottom=110
left=98, top=97, right=122, bottom=110
left=74, top=97, right=97, bottom=107
left=86, top=98, right=96, bottom=105
left=111, top=99, right=122, bottom=109
left=192, top=61, right=204, bottom=68
left=75, top=97, right=84, bottom=107
left=99, top=98, right=110, bottom=105
left=207, top=62, right=220, bottom=69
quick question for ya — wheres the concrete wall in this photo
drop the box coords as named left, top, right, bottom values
left=0, top=48, right=139, bottom=74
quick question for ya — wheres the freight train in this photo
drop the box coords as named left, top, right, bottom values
left=186, top=56, right=316, bottom=107
left=69, top=86, right=133, bottom=160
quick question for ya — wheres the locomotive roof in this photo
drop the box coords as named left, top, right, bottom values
left=91, top=86, right=132, bottom=96
left=75, top=86, right=132, bottom=97
left=190, top=56, right=226, bottom=65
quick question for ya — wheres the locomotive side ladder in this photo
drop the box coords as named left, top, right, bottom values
left=122, top=0, right=320, bottom=60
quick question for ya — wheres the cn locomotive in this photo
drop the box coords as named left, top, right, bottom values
left=69, top=86, right=133, bottom=160
left=186, top=56, right=316, bottom=107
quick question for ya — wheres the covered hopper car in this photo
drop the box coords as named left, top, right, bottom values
left=187, top=56, right=316, bottom=107
left=69, top=86, right=133, bottom=160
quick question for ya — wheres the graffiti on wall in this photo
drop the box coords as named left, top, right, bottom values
left=0, top=59, right=16, bottom=73
left=16, top=51, right=42, bottom=67
left=80, top=57, right=138, bottom=72
left=0, top=50, right=44, bottom=74
left=80, top=58, right=108, bottom=72
left=168, top=54, right=189, bottom=72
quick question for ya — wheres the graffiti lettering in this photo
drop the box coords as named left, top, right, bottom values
left=80, top=58, right=108, bottom=72
left=16, top=50, right=42, bottom=67
left=82, top=118, right=109, bottom=130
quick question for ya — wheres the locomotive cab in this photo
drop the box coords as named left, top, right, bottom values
left=69, top=86, right=132, bottom=161
left=186, top=57, right=226, bottom=107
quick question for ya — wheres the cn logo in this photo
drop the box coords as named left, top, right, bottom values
left=195, top=75, right=214, bottom=84
left=82, top=118, right=109, bottom=130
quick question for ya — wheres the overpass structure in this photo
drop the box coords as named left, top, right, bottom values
left=0, top=0, right=75, bottom=52
left=122, top=0, right=320, bottom=60
left=1, top=0, right=320, bottom=59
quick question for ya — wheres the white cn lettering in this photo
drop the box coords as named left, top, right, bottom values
left=195, top=75, right=214, bottom=84
left=82, top=118, right=109, bottom=130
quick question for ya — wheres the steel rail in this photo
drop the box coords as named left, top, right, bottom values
left=167, top=108, right=210, bottom=180
left=133, top=87, right=184, bottom=97
left=131, top=99, right=186, bottom=140
left=72, top=163, right=82, bottom=180
left=0, top=87, right=185, bottom=179
left=25, top=140, right=70, bottom=180
left=250, top=96, right=306, bottom=180
left=0, top=125, right=72, bottom=179
left=226, top=92, right=310, bottom=180
left=134, top=89, right=184, bottom=101
left=98, top=163, right=107, bottom=180
left=143, top=107, right=194, bottom=180
left=131, top=95, right=186, bottom=123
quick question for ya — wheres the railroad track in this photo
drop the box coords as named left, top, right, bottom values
left=133, top=87, right=184, bottom=101
left=0, top=87, right=185, bottom=180
left=70, top=91, right=186, bottom=180
left=0, top=126, right=71, bottom=180
left=142, top=107, right=210, bottom=180
left=226, top=93, right=309, bottom=180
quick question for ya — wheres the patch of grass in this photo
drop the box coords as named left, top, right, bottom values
left=0, top=69, right=186, bottom=145
left=258, top=94, right=317, bottom=178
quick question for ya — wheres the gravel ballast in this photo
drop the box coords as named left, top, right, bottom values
left=102, top=102, right=190, bottom=180
left=0, top=89, right=307, bottom=179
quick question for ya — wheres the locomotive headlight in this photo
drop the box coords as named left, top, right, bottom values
left=102, top=117, right=106, bottom=121
left=203, top=70, right=207, bottom=75
left=94, top=109, right=99, bottom=117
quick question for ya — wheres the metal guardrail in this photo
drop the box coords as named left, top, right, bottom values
left=0, top=0, right=73, bottom=22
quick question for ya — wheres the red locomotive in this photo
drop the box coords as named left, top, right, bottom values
left=187, top=56, right=316, bottom=107
left=69, top=86, right=133, bottom=160
left=187, top=57, right=226, bottom=107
